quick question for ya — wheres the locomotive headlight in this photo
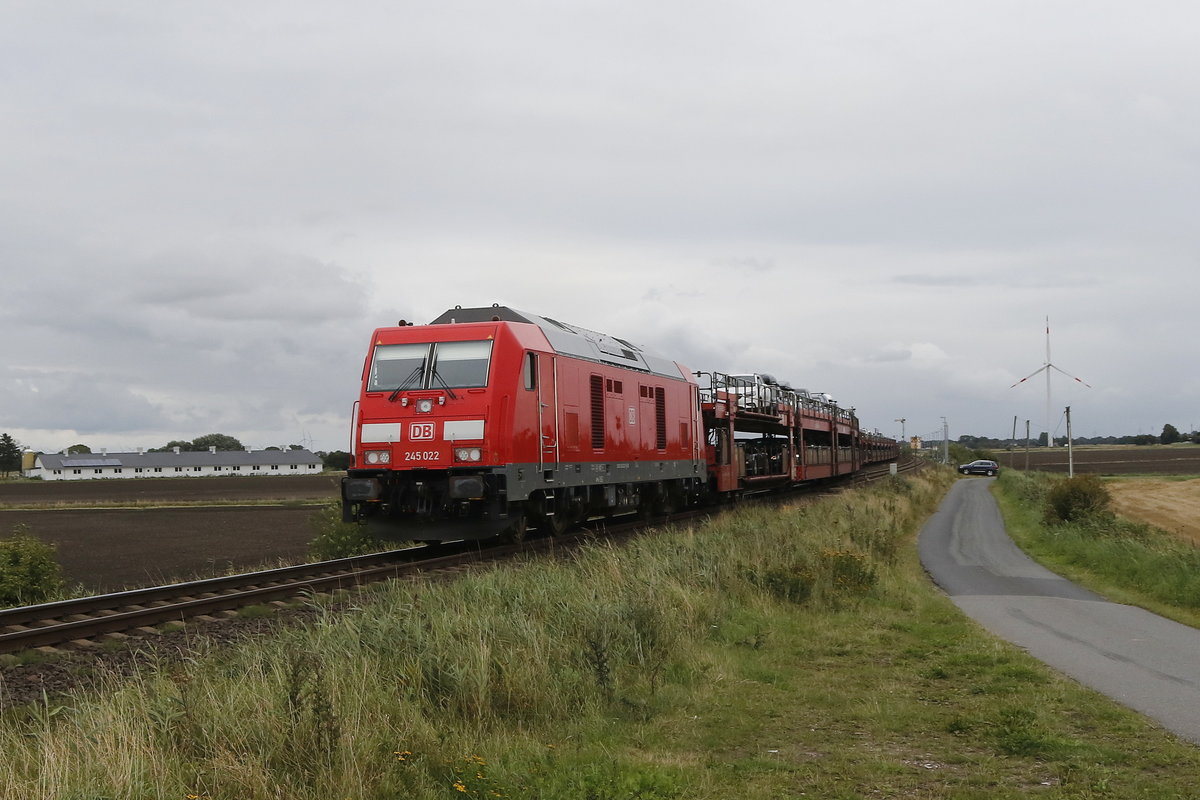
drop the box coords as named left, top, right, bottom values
left=363, top=450, right=391, bottom=465
left=454, top=447, right=482, bottom=463
left=416, top=398, right=434, bottom=413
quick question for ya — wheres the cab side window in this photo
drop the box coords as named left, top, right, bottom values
left=523, top=352, right=537, bottom=391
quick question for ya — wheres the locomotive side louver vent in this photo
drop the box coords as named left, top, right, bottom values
left=655, top=387, right=667, bottom=450
left=590, top=375, right=605, bottom=449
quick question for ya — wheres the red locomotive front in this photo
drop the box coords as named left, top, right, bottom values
left=342, top=306, right=707, bottom=541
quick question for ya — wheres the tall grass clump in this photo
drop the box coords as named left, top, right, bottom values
left=307, top=501, right=389, bottom=559
left=0, top=523, right=66, bottom=607
left=996, top=470, right=1200, bottom=614
left=0, top=469, right=979, bottom=799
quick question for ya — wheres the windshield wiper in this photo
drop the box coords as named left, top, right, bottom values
left=387, top=360, right=426, bottom=402
left=429, top=368, right=459, bottom=400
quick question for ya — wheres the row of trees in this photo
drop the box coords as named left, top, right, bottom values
left=956, top=424, right=1200, bottom=451
left=51, top=434, right=308, bottom=455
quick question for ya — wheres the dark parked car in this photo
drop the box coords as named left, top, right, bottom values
left=958, top=459, right=999, bottom=476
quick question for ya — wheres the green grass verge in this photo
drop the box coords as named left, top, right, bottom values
left=993, top=470, right=1200, bottom=629
left=3, top=470, right=1200, bottom=798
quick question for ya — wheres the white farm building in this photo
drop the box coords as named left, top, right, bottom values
left=25, top=447, right=323, bottom=481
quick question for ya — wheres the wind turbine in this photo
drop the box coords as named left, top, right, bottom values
left=1010, top=316, right=1091, bottom=447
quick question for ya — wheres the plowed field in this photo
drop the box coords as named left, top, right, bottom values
left=1, top=475, right=341, bottom=594
left=996, top=445, right=1200, bottom=475
left=0, top=474, right=340, bottom=506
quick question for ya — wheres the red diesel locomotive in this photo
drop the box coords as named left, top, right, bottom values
left=341, top=305, right=899, bottom=541
left=342, top=306, right=706, bottom=540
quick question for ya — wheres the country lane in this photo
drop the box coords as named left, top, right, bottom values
left=919, top=477, right=1200, bottom=744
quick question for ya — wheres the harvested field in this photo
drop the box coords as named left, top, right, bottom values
left=1108, top=478, right=1200, bottom=545
left=0, top=475, right=342, bottom=594
left=994, top=444, right=1200, bottom=475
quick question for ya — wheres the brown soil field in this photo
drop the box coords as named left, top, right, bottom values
left=994, top=445, right=1200, bottom=475
left=0, top=475, right=343, bottom=595
left=0, top=474, right=340, bottom=506
left=1108, top=478, right=1200, bottom=545
left=2, top=506, right=321, bottom=594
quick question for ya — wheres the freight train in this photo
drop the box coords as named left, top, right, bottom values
left=341, top=305, right=899, bottom=541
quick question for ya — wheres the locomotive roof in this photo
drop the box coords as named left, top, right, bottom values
left=428, top=306, right=689, bottom=381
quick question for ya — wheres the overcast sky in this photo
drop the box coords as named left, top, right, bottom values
left=3, top=2, right=1197, bottom=454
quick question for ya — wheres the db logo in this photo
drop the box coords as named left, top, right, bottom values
left=409, top=422, right=436, bottom=441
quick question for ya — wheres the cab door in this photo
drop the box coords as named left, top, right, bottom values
left=535, top=353, right=559, bottom=473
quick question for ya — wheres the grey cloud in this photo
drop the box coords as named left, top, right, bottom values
left=710, top=257, right=776, bottom=274
left=865, top=346, right=913, bottom=364
left=892, top=275, right=990, bottom=288
left=891, top=271, right=1109, bottom=290
left=2, top=367, right=175, bottom=433
left=3, top=2, right=1199, bottom=447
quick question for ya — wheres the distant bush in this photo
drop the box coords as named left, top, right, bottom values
left=948, top=442, right=997, bottom=467
left=1043, top=475, right=1112, bottom=525
left=0, top=525, right=66, bottom=607
left=320, top=450, right=351, bottom=471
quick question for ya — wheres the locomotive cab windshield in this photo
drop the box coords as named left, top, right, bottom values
left=368, top=340, right=494, bottom=393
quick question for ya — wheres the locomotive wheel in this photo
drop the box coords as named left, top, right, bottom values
left=657, top=484, right=684, bottom=515
left=534, top=492, right=576, bottom=536
left=635, top=486, right=660, bottom=521
left=535, top=500, right=570, bottom=535
left=639, top=483, right=676, bottom=518
left=500, top=507, right=529, bottom=544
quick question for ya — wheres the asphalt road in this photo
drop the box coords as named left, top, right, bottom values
left=920, top=477, right=1200, bottom=744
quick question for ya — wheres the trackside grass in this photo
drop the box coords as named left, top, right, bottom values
left=3, top=470, right=1200, bottom=798
left=994, top=470, right=1200, bottom=629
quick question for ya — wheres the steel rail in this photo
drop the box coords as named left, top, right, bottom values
left=0, top=543, right=486, bottom=654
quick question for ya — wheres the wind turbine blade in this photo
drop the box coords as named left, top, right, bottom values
left=1010, top=365, right=1049, bottom=388
left=1049, top=364, right=1092, bottom=388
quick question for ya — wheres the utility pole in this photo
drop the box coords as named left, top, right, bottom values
left=1024, top=420, right=1030, bottom=470
left=1010, top=415, right=1017, bottom=468
left=941, top=417, right=949, bottom=464
left=1066, top=406, right=1074, bottom=478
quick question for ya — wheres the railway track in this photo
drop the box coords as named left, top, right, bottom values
left=1, top=456, right=922, bottom=656
left=0, top=544, right=483, bottom=655
left=851, top=453, right=925, bottom=485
